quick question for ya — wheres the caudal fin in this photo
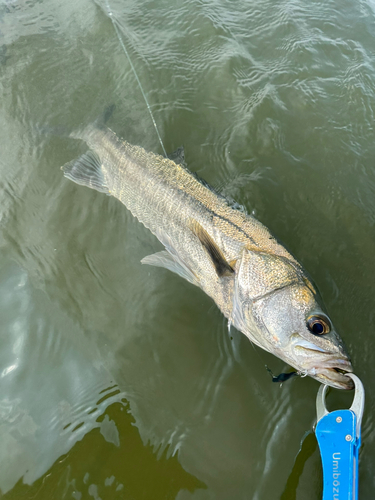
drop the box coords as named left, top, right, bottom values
left=62, top=150, right=109, bottom=194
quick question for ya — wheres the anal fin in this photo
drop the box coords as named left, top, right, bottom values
left=62, top=150, right=109, bottom=194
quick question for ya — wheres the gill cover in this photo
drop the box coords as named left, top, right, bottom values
left=230, top=248, right=302, bottom=348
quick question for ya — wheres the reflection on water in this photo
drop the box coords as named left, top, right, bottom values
left=5, top=403, right=205, bottom=499
left=1, top=0, right=375, bottom=498
left=0, top=255, right=127, bottom=493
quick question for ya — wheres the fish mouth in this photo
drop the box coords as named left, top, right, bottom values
left=313, top=365, right=354, bottom=390
left=294, top=344, right=354, bottom=389
left=306, top=358, right=354, bottom=390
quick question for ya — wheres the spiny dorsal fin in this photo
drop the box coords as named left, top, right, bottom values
left=167, top=146, right=186, bottom=167
left=191, top=220, right=234, bottom=278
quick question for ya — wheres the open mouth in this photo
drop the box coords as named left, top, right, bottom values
left=315, top=364, right=354, bottom=390
left=333, top=367, right=352, bottom=376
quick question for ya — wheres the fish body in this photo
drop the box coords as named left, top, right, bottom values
left=63, top=124, right=353, bottom=389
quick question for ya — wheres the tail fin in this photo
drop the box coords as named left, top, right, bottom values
left=69, top=104, right=116, bottom=142
left=100, top=104, right=116, bottom=126
left=62, top=150, right=109, bottom=194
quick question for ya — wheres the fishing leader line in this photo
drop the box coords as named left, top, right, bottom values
left=103, top=0, right=167, bottom=157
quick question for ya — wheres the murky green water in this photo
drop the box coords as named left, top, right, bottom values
left=1, top=0, right=375, bottom=498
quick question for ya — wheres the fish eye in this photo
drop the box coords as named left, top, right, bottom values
left=307, top=315, right=331, bottom=335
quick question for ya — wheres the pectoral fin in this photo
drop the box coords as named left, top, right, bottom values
left=141, top=250, right=198, bottom=286
left=191, top=220, right=235, bottom=278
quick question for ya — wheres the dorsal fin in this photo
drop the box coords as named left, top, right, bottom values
left=191, top=220, right=234, bottom=278
left=190, top=171, right=227, bottom=200
left=167, top=146, right=186, bottom=167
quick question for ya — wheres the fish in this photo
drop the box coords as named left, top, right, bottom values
left=62, top=122, right=354, bottom=390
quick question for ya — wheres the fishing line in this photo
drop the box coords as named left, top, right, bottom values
left=101, top=0, right=293, bottom=388
left=103, top=0, right=167, bottom=157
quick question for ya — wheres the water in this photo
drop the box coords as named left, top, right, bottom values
left=0, top=0, right=375, bottom=498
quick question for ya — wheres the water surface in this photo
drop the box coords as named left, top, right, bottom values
left=1, top=0, right=375, bottom=498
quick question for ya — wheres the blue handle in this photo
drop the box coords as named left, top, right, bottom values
left=315, top=409, right=360, bottom=500
left=315, top=374, right=364, bottom=500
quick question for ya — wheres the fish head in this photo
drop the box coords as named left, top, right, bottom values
left=251, top=284, right=353, bottom=389
left=232, top=250, right=353, bottom=389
